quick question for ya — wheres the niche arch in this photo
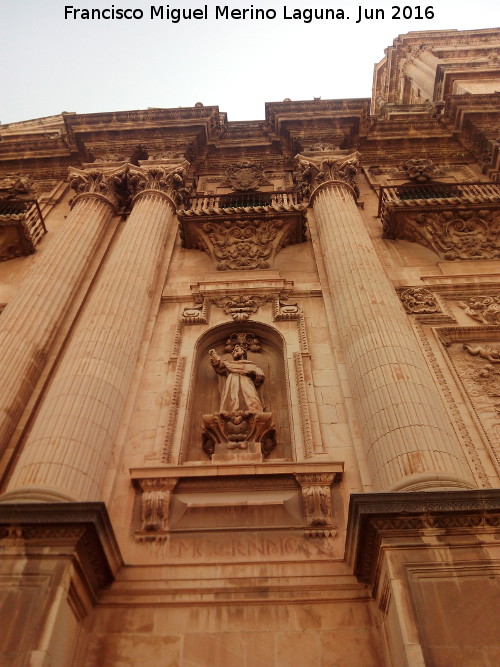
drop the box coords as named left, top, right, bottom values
left=181, top=321, right=292, bottom=462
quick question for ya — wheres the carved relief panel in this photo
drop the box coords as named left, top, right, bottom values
left=441, top=329, right=500, bottom=475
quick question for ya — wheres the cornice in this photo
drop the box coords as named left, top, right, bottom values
left=265, top=98, right=369, bottom=121
left=64, top=106, right=221, bottom=132
left=0, top=502, right=123, bottom=592
left=346, top=490, right=500, bottom=586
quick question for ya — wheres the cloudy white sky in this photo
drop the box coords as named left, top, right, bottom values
left=1, top=1, right=498, bottom=124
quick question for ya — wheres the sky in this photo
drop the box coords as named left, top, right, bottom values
left=1, top=1, right=498, bottom=124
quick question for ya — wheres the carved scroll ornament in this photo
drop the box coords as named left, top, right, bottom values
left=199, top=217, right=295, bottom=271
left=202, top=411, right=276, bottom=458
left=220, top=161, right=268, bottom=191
left=0, top=175, right=46, bottom=262
left=182, top=297, right=209, bottom=324
left=211, top=294, right=272, bottom=321
left=273, top=298, right=301, bottom=320
left=384, top=209, right=500, bottom=261
left=0, top=175, right=34, bottom=201
left=403, top=158, right=441, bottom=182
left=400, top=287, right=439, bottom=314
left=224, top=332, right=262, bottom=353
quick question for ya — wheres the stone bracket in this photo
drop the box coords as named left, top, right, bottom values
left=294, top=473, right=336, bottom=537
left=132, top=462, right=343, bottom=542
left=137, top=477, right=179, bottom=534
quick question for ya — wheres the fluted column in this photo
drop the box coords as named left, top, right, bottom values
left=0, top=167, right=122, bottom=454
left=298, top=152, right=475, bottom=492
left=2, top=162, right=189, bottom=503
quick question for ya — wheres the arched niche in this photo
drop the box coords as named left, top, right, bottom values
left=181, top=321, right=292, bottom=462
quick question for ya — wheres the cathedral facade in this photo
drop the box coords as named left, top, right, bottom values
left=0, top=28, right=499, bottom=666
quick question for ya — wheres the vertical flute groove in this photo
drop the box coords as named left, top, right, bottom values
left=312, top=182, right=475, bottom=491
left=5, top=192, right=175, bottom=502
left=0, top=196, right=114, bottom=453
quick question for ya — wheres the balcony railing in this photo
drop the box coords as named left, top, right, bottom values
left=183, top=190, right=302, bottom=215
left=378, top=182, right=500, bottom=217
left=0, top=199, right=47, bottom=258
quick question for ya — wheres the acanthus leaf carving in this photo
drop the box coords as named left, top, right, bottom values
left=68, top=165, right=126, bottom=208
left=294, top=473, right=335, bottom=537
left=137, top=477, right=179, bottom=538
left=69, top=161, right=192, bottom=210
left=128, top=161, right=191, bottom=207
left=296, top=151, right=360, bottom=200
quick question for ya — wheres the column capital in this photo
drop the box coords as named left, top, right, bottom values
left=129, top=160, right=191, bottom=208
left=68, top=160, right=191, bottom=211
left=68, top=164, right=128, bottom=211
left=295, top=150, right=360, bottom=202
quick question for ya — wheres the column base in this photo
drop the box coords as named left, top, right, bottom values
left=388, top=472, right=477, bottom=492
left=0, top=502, right=122, bottom=665
left=0, top=485, right=79, bottom=503
left=346, top=490, right=500, bottom=667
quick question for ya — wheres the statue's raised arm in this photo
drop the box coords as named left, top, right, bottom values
left=209, top=348, right=220, bottom=365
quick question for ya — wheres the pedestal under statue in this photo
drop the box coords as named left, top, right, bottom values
left=202, top=341, right=276, bottom=462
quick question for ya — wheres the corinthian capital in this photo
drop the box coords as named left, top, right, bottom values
left=68, top=164, right=131, bottom=210
left=128, top=160, right=191, bottom=207
left=296, top=151, right=360, bottom=201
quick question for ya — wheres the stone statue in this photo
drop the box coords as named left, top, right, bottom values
left=209, top=344, right=265, bottom=413
left=202, top=336, right=276, bottom=461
